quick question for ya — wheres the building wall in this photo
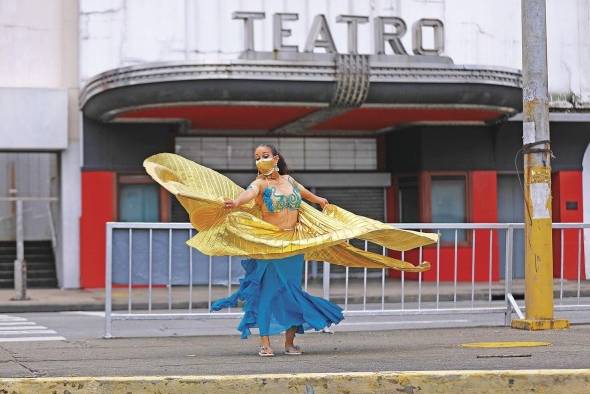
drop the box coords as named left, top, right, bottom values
left=79, top=0, right=590, bottom=107
left=80, top=171, right=115, bottom=288
left=388, top=123, right=589, bottom=281
left=76, top=0, right=590, bottom=285
left=0, top=0, right=81, bottom=288
left=388, top=122, right=590, bottom=172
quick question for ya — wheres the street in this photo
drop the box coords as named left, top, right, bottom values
left=0, top=309, right=589, bottom=378
left=1, top=312, right=590, bottom=378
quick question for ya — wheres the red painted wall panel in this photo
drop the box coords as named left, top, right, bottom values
left=386, top=183, right=396, bottom=223
left=80, top=171, right=116, bottom=288
left=390, top=171, right=499, bottom=282
left=552, top=171, right=585, bottom=280
left=470, top=171, right=500, bottom=282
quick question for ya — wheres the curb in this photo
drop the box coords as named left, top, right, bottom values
left=1, top=369, right=589, bottom=393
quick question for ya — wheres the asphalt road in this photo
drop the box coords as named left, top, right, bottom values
left=0, top=309, right=590, bottom=377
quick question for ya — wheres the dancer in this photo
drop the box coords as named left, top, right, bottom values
left=214, top=144, right=342, bottom=356
left=144, top=147, right=437, bottom=357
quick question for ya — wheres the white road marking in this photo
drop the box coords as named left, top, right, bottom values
left=0, top=326, right=48, bottom=331
left=339, top=319, right=470, bottom=326
left=0, top=336, right=66, bottom=343
left=0, top=330, right=57, bottom=335
left=0, top=314, right=65, bottom=342
left=60, top=311, right=104, bottom=317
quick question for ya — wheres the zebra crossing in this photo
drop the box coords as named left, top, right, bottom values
left=0, top=314, right=65, bottom=342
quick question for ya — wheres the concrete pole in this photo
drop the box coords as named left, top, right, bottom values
left=12, top=199, right=28, bottom=301
left=511, top=0, right=568, bottom=330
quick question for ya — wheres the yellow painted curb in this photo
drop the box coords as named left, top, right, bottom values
left=460, top=341, right=551, bottom=348
left=1, top=369, right=590, bottom=394
left=512, top=318, right=570, bottom=330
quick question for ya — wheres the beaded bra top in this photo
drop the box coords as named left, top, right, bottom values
left=262, top=176, right=302, bottom=213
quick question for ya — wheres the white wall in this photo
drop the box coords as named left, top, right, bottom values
left=0, top=0, right=81, bottom=288
left=0, top=88, right=68, bottom=150
left=79, top=0, right=590, bottom=107
left=0, top=0, right=68, bottom=87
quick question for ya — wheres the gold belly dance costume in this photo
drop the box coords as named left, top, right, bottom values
left=143, top=153, right=437, bottom=271
left=144, top=153, right=437, bottom=338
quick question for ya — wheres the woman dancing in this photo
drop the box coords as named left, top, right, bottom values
left=144, top=147, right=436, bottom=357
left=215, top=144, right=342, bottom=356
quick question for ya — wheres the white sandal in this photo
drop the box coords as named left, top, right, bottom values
left=258, top=346, right=275, bottom=357
left=284, top=345, right=303, bottom=355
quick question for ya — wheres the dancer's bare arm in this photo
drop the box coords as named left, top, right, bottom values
left=224, top=180, right=262, bottom=209
left=289, top=176, right=329, bottom=209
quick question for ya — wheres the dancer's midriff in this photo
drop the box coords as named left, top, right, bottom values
left=261, top=209, right=299, bottom=231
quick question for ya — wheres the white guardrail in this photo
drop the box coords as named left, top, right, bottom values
left=104, top=222, right=590, bottom=338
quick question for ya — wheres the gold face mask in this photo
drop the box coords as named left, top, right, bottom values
left=256, top=157, right=276, bottom=175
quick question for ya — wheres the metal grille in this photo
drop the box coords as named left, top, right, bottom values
left=175, top=136, right=377, bottom=171
left=315, top=187, right=385, bottom=221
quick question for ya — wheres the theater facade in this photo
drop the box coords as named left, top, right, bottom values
left=75, top=0, right=590, bottom=288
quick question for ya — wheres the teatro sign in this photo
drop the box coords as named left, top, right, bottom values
left=233, top=12, right=444, bottom=56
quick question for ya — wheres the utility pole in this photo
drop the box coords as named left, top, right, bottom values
left=511, top=0, right=568, bottom=330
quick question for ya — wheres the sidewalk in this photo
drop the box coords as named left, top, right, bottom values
left=0, top=278, right=589, bottom=312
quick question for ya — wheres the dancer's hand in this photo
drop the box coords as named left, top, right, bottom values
left=224, top=199, right=237, bottom=209
left=316, top=197, right=329, bottom=209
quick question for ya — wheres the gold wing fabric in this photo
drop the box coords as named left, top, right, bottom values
left=144, top=153, right=437, bottom=272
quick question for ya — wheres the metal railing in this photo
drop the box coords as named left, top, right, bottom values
left=104, top=222, right=590, bottom=338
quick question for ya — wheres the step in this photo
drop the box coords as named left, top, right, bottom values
left=0, top=249, right=54, bottom=258
left=0, top=245, right=53, bottom=252
left=0, top=255, right=55, bottom=263
left=0, top=242, right=53, bottom=251
left=0, top=241, right=52, bottom=247
left=0, top=269, right=56, bottom=280
left=0, top=278, right=58, bottom=288
left=0, top=261, right=55, bottom=272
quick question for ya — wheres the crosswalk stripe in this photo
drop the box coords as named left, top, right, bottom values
left=0, top=330, right=57, bottom=335
left=0, top=336, right=66, bottom=343
left=0, top=315, right=65, bottom=342
left=0, top=326, right=48, bottom=330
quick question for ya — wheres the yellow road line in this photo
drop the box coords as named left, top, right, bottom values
left=460, top=341, right=551, bottom=348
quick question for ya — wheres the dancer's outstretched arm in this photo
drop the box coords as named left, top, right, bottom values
left=289, top=176, right=329, bottom=209
left=224, top=180, right=261, bottom=209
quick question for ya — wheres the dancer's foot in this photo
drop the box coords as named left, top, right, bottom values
left=258, top=345, right=275, bottom=357
left=284, top=345, right=303, bottom=355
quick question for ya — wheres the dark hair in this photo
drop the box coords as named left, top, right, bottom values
left=257, top=144, right=289, bottom=175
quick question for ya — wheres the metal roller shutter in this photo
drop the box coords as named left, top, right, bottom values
left=314, top=187, right=385, bottom=221
left=314, top=187, right=386, bottom=277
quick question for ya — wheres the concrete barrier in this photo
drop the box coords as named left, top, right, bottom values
left=1, top=369, right=589, bottom=393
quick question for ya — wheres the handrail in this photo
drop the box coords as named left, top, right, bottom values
left=103, top=220, right=590, bottom=338
left=47, top=203, right=58, bottom=250
left=105, top=221, right=590, bottom=230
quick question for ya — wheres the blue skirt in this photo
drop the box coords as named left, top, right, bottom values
left=211, top=254, right=344, bottom=339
